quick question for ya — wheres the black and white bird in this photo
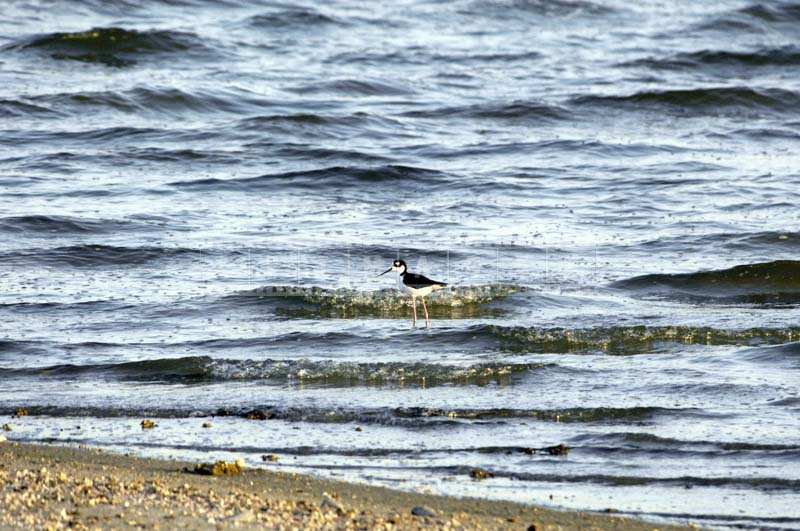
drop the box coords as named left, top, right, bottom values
left=378, top=259, right=447, bottom=328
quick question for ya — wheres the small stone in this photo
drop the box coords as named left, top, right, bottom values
left=411, top=506, right=436, bottom=517
left=354, top=426, right=363, bottom=432
left=191, top=460, right=243, bottom=476
left=261, top=454, right=279, bottom=462
left=244, top=409, right=272, bottom=420
left=0, top=435, right=6, bottom=443
left=140, top=420, right=156, bottom=429
left=544, top=443, right=570, bottom=456
left=202, top=422, right=212, bottom=428
left=229, top=509, right=256, bottom=524
left=320, top=493, right=344, bottom=515
left=1, top=424, right=10, bottom=431
left=13, top=408, right=28, bottom=417
left=469, top=468, right=494, bottom=480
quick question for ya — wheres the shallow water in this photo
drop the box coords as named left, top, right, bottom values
left=2, top=1, right=800, bottom=529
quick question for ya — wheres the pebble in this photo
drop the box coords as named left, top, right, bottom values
left=229, top=509, right=256, bottom=524
left=411, top=506, right=436, bottom=517
left=320, top=493, right=345, bottom=515
left=191, top=460, right=243, bottom=476
left=469, top=468, right=495, bottom=480
left=544, top=443, right=570, bottom=456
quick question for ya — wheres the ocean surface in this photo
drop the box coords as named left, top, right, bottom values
left=2, top=0, right=800, bottom=528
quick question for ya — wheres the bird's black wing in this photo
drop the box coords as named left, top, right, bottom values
left=403, top=273, right=447, bottom=289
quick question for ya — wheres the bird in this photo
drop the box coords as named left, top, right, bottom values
left=378, top=259, right=447, bottom=328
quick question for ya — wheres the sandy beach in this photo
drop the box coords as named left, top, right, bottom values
left=0, top=441, right=694, bottom=530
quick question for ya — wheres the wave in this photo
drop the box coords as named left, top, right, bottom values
left=694, top=3, right=800, bottom=34
left=622, top=45, right=800, bottom=71
left=1, top=356, right=550, bottom=386
left=464, top=0, right=615, bottom=18
left=455, top=467, right=800, bottom=491
left=491, top=324, right=800, bottom=353
left=73, top=435, right=800, bottom=460
left=740, top=342, right=800, bottom=365
left=0, top=99, right=63, bottom=118
left=287, top=79, right=414, bottom=96
left=0, top=244, right=201, bottom=267
left=402, top=101, right=568, bottom=122
left=730, top=127, right=800, bottom=141
left=573, top=431, right=800, bottom=453
left=169, top=165, right=453, bottom=191
left=112, top=147, right=242, bottom=164
left=226, top=284, right=519, bottom=316
left=612, top=260, right=800, bottom=303
left=3, top=323, right=798, bottom=359
left=265, top=145, right=392, bottom=164
left=0, top=300, right=116, bottom=313
left=0, top=215, right=140, bottom=235
left=737, top=2, right=800, bottom=23
left=326, top=50, right=543, bottom=66
left=243, top=8, right=341, bottom=29
left=529, top=139, right=686, bottom=157
left=2, top=27, right=211, bottom=67
left=235, top=112, right=404, bottom=140
left=571, top=87, right=800, bottom=114
left=0, top=126, right=202, bottom=148
left=399, top=139, right=687, bottom=161
left=3, top=404, right=692, bottom=426
left=26, top=86, right=270, bottom=117
left=629, top=231, right=800, bottom=255
left=22, top=438, right=573, bottom=459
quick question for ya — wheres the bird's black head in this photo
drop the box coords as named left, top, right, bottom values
left=378, top=259, right=407, bottom=277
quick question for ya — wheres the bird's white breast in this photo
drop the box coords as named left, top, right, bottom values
left=405, top=285, right=441, bottom=298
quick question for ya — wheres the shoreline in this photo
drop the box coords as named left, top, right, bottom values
left=0, top=440, right=692, bottom=530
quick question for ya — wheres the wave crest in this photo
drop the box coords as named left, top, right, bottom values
left=3, top=27, right=209, bottom=67
left=4, top=356, right=547, bottom=386
left=491, top=324, right=800, bottom=353
left=572, top=87, right=800, bottom=114
left=230, top=284, right=519, bottom=317
left=613, top=260, right=800, bottom=303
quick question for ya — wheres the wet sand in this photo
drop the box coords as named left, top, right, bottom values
left=0, top=441, right=694, bottom=530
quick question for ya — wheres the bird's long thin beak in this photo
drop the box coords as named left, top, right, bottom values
left=377, top=268, right=392, bottom=277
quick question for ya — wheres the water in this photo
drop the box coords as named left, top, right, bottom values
left=1, top=1, right=800, bottom=528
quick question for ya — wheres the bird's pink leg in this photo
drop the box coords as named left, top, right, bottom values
left=422, top=298, right=430, bottom=328
left=411, top=297, right=417, bottom=328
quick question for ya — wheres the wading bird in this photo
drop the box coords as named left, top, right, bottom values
left=378, top=259, right=447, bottom=328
